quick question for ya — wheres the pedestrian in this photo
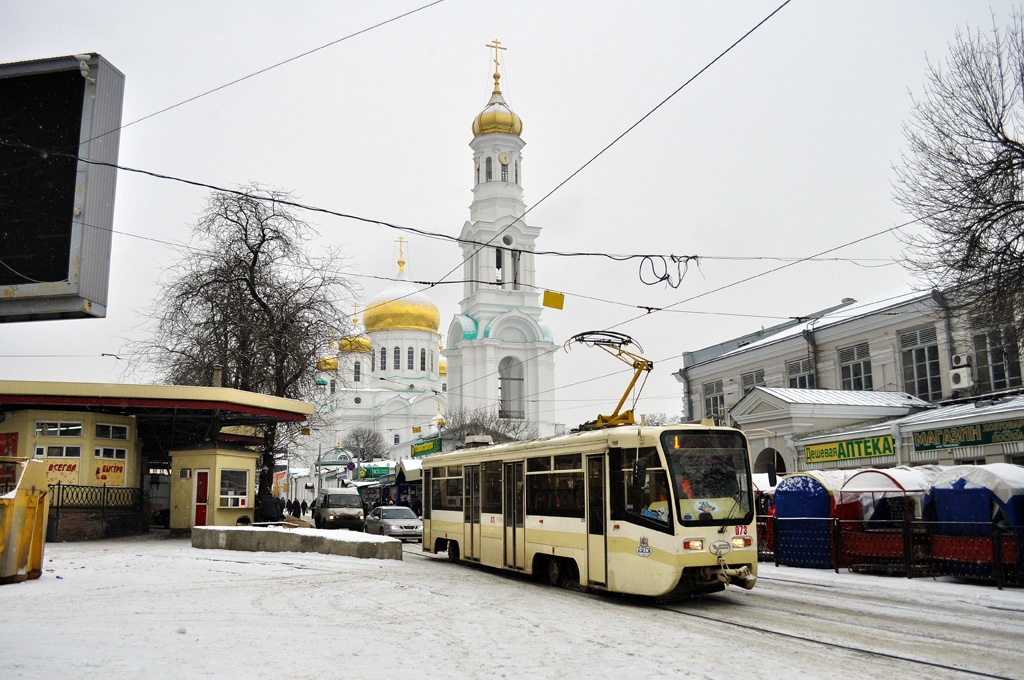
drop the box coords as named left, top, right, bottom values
left=301, top=499, right=308, bottom=516
left=310, top=499, right=316, bottom=516
left=288, top=499, right=296, bottom=516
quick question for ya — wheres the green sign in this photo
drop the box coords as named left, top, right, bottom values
left=804, top=435, right=894, bottom=463
left=358, top=466, right=391, bottom=478
left=411, top=437, right=441, bottom=457
left=912, top=418, right=1024, bottom=451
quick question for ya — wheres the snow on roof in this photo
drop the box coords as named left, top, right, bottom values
left=931, top=463, right=1024, bottom=504
left=752, top=473, right=777, bottom=493
left=778, top=469, right=855, bottom=494
left=892, top=394, right=1024, bottom=428
left=711, top=286, right=930, bottom=362
left=840, top=465, right=945, bottom=494
left=755, top=387, right=930, bottom=408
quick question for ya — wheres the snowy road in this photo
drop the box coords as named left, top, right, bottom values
left=2, top=533, right=1022, bottom=679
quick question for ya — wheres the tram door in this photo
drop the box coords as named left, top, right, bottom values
left=586, top=455, right=607, bottom=585
left=464, top=466, right=481, bottom=561
left=503, top=461, right=525, bottom=570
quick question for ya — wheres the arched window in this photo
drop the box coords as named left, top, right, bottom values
left=407, top=347, right=414, bottom=370
left=420, top=348, right=426, bottom=371
left=354, top=361, right=361, bottom=382
left=430, top=349, right=434, bottom=372
left=394, top=433, right=400, bottom=444
left=485, top=156, right=492, bottom=182
left=501, top=163, right=508, bottom=182
left=442, top=382, right=447, bottom=392
left=330, top=379, right=336, bottom=395
left=515, top=161, right=519, bottom=184
left=394, top=347, right=400, bottom=369
left=380, top=347, right=387, bottom=371
left=498, top=356, right=525, bottom=420
left=371, top=351, right=376, bottom=372
left=495, top=248, right=503, bottom=283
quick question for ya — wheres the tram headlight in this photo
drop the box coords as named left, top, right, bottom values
left=731, top=536, right=752, bottom=549
left=683, top=539, right=703, bottom=551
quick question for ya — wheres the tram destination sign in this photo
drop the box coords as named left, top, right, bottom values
left=804, top=435, right=894, bottom=464
left=912, top=418, right=1024, bottom=452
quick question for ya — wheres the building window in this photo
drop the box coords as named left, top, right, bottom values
left=354, top=397, right=362, bottom=404
left=839, top=342, right=872, bottom=391
left=34, top=421, right=82, bottom=437
left=394, top=347, right=401, bottom=370
left=740, top=369, right=765, bottom=395
left=35, top=445, right=80, bottom=458
left=219, top=469, right=248, bottom=508
left=380, top=347, right=386, bottom=371
left=430, top=349, right=434, bottom=373
left=787, top=358, right=815, bottom=388
left=371, top=351, right=376, bottom=372
left=96, top=423, right=129, bottom=440
left=95, top=447, right=127, bottom=460
left=354, top=361, right=361, bottom=382
left=420, top=348, right=426, bottom=371
left=702, top=380, right=724, bottom=423
left=330, top=379, right=336, bottom=395
left=900, top=327, right=942, bottom=401
left=408, top=347, right=414, bottom=370
left=394, top=434, right=400, bottom=444
left=515, top=161, right=519, bottom=184
left=974, top=327, right=1022, bottom=392
left=501, top=163, right=508, bottom=181
left=485, top=156, right=492, bottom=182
left=442, top=382, right=447, bottom=392
left=498, top=357, right=525, bottom=419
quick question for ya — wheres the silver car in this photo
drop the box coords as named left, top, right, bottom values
left=364, top=506, right=422, bottom=541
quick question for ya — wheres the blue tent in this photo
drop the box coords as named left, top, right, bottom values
left=926, top=463, right=1024, bottom=581
left=773, top=470, right=853, bottom=568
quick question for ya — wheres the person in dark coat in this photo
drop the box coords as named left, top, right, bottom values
left=288, top=499, right=296, bottom=516
left=300, top=499, right=308, bottom=516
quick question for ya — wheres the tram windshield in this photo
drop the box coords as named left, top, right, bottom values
left=661, top=430, right=753, bottom=527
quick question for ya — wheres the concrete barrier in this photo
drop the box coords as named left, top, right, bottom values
left=191, top=526, right=403, bottom=561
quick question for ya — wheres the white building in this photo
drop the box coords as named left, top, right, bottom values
left=314, top=254, right=447, bottom=463
left=443, top=47, right=557, bottom=437
left=678, top=286, right=1024, bottom=473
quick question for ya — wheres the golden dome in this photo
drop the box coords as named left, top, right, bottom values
left=362, top=260, right=440, bottom=333
left=316, top=356, right=338, bottom=372
left=472, top=72, right=522, bottom=137
left=337, top=337, right=372, bottom=354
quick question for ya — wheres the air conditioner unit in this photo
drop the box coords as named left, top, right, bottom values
left=950, top=366, right=974, bottom=389
left=952, top=353, right=972, bottom=368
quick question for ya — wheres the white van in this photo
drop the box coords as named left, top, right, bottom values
left=313, top=487, right=364, bottom=530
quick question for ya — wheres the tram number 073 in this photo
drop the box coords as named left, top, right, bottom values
left=734, top=525, right=748, bottom=535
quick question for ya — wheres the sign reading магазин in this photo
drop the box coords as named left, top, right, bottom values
left=912, top=418, right=1024, bottom=451
left=804, top=435, right=895, bottom=464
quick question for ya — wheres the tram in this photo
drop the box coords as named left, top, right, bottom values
left=421, top=333, right=757, bottom=599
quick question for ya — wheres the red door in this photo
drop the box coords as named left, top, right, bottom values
left=194, top=470, right=209, bottom=526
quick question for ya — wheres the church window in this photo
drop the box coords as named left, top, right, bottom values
left=330, top=380, right=336, bottom=395
left=394, top=434, right=400, bottom=444
left=372, top=351, right=376, bottom=372
left=501, top=163, right=508, bottom=182
left=354, top=361, right=361, bottom=383
left=515, top=161, right=519, bottom=184
left=496, top=248, right=503, bottom=283
left=430, top=349, right=434, bottom=372
left=380, top=347, right=387, bottom=371
left=498, top=357, right=525, bottom=420
left=394, top=347, right=401, bottom=370
left=420, top=348, right=426, bottom=371
left=408, top=347, right=414, bottom=370
left=442, top=382, right=447, bottom=392
left=485, top=157, right=492, bottom=182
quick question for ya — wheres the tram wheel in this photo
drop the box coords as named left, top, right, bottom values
left=447, top=540, right=460, bottom=563
left=547, top=557, right=563, bottom=587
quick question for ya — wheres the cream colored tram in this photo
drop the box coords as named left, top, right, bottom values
left=421, top=423, right=757, bottom=599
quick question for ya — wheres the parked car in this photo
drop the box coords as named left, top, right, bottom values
left=364, top=506, right=422, bottom=541
left=314, top=487, right=364, bottom=530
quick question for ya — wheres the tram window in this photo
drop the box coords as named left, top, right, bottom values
left=444, top=478, right=463, bottom=510
left=482, top=462, right=502, bottom=514
left=423, top=470, right=431, bottom=519
left=447, top=465, right=462, bottom=477
left=553, top=453, right=581, bottom=470
left=526, top=472, right=584, bottom=517
left=431, top=479, right=443, bottom=510
left=527, top=456, right=551, bottom=472
left=625, top=469, right=671, bottom=526
left=619, top=447, right=661, bottom=471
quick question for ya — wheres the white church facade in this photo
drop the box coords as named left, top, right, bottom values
left=443, top=42, right=557, bottom=438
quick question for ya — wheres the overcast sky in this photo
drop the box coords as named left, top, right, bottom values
left=1, top=2, right=1011, bottom=427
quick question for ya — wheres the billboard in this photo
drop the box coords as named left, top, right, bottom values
left=0, top=53, right=125, bottom=321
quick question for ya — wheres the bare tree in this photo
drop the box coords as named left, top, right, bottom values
left=640, top=412, right=682, bottom=426
left=341, top=427, right=388, bottom=462
left=440, top=406, right=537, bottom=450
left=894, top=11, right=1024, bottom=342
left=128, top=184, right=357, bottom=498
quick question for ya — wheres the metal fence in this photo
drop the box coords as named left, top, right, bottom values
left=1, top=482, right=144, bottom=513
left=757, top=516, right=1023, bottom=589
